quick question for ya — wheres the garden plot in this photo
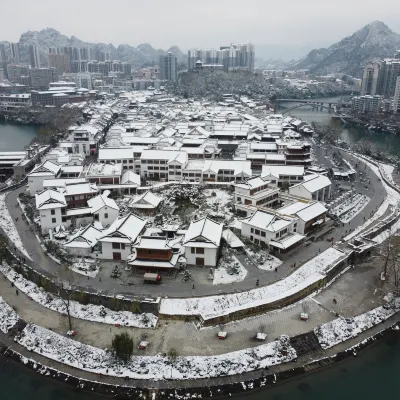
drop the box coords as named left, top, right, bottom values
left=314, top=305, right=397, bottom=349
left=160, top=247, right=348, bottom=320
left=16, top=324, right=297, bottom=380
left=0, top=296, right=19, bottom=334
left=0, top=194, right=31, bottom=260
left=246, top=248, right=282, bottom=271
left=213, top=256, right=247, bottom=285
left=330, top=193, right=370, bottom=223
left=0, top=263, right=157, bottom=329
left=70, top=258, right=100, bottom=278
left=203, top=189, right=234, bottom=220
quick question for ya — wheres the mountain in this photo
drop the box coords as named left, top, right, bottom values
left=295, top=21, right=400, bottom=77
left=14, top=28, right=186, bottom=68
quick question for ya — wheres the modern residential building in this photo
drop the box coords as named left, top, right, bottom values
left=30, top=68, right=58, bottom=89
left=188, top=43, right=255, bottom=73
left=351, top=95, right=382, bottom=113
left=10, top=43, right=20, bottom=63
left=183, top=217, right=223, bottom=267
left=49, top=53, right=70, bottom=75
left=360, top=61, right=380, bottom=96
left=159, top=52, right=178, bottom=82
left=29, top=45, right=41, bottom=68
left=394, top=76, right=400, bottom=113
left=6, top=64, right=30, bottom=84
left=0, top=93, right=31, bottom=109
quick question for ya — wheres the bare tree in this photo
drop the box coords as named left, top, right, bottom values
left=53, top=267, right=76, bottom=331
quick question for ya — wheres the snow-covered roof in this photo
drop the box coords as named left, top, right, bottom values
left=279, top=201, right=327, bottom=222
left=203, top=160, right=251, bottom=176
left=87, top=193, right=119, bottom=213
left=35, top=189, right=66, bottom=210
left=99, top=213, right=147, bottom=243
left=130, top=191, right=162, bottom=209
left=29, top=160, right=61, bottom=177
left=269, top=233, right=305, bottom=249
left=184, top=217, right=223, bottom=247
left=222, top=229, right=245, bottom=248
left=292, top=174, right=331, bottom=193
left=121, top=170, right=141, bottom=185
left=63, top=182, right=98, bottom=196
left=98, top=147, right=134, bottom=160
left=87, top=163, right=123, bottom=177
left=262, top=165, right=304, bottom=178
left=243, top=210, right=293, bottom=232
left=64, top=223, right=103, bottom=248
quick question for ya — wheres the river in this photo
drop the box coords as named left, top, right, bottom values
left=0, top=122, right=40, bottom=151
left=0, top=116, right=400, bottom=399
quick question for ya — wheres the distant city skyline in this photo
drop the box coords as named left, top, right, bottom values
left=1, top=0, right=399, bottom=52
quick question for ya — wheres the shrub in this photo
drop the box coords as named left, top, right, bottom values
left=112, top=332, right=134, bottom=362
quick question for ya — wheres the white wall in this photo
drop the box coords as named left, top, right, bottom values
left=98, top=241, right=132, bottom=260
left=289, top=184, right=311, bottom=200
left=29, top=174, right=55, bottom=194
left=65, top=246, right=91, bottom=257
left=184, top=246, right=218, bottom=267
left=95, top=207, right=119, bottom=227
left=39, top=207, right=64, bottom=234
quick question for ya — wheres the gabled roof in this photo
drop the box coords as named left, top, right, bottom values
left=183, top=217, right=223, bottom=247
left=262, top=165, right=305, bottom=178
left=130, top=191, right=162, bottom=209
left=279, top=201, right=327, bottom=222
left=99, top=213, right=147, bottom=243
left=243, top=210, right=293, bottom=232
left=87, top=193, right=119, bottom=213
left=64, top=223, right=103, bottom=248
left=291, top=174, right=331, bottom=193
left=121, top=170, right=141, bottom=185
left=35, top=189, right=66, bottom=210
left=29, top=160, right=61, bottom=177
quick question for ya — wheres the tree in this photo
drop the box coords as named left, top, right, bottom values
left=112, top=332, right=134, bottom=362
left=53, top=267, right=76, bottom=331
left=0, top=235, right=12, bottom=264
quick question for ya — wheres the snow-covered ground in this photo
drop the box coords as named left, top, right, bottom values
left=16, top=324, right=296, bottom=380
left=315, top=305, right=396, bottom=349
left=0, top=194, right=31, bottom=260
left=204, top=188, right=234, bottom=220
left=345, top=156, right=400, bottom=241
left=70, top=259, right=100, bottom=278
left=338, top=195, right=370, bottom=223
left=0, top=296, right=19, bottom=333
left=213, top=256, right=247, bottom=285
left=380, top=164, right=395, bottom=184
left=161, top=247, right=347, bottom=320
left=246, top=249, right=282, bottom=271
left=0, top=263, right=157, bottom=329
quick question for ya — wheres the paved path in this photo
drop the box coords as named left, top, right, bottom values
left=3, top=149, right=386, bottom=299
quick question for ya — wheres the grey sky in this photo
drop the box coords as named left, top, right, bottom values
left=1, top=0, right=400, bottom=50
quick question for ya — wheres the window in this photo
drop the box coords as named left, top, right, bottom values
left=112, top=243, right=121, bottom=249
left=62, top=217, right=67, bottom=223
left=196, top=248, right=204, bottom=254
left=261, top=231, right=266, bottom=237
left=51, top=209, right=55, bottom=215
left=250, top=235, right=253, bottom=241
left=51, top=218, right=56, bottom=223
left=251, top=228, right=254, bottom=233
left=255, top=229, right=260, bottom=235
left=191, top=248, right=195, bottom=254
left=104, top=213, right=108, bottom=219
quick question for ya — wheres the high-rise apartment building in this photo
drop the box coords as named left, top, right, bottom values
left=351, top=95, right=382, bottom=113
left=188, top=43, right=255, bottom=73
left=30, top=68, right=58, bottom=89
left=393, top=76, right=400, bottom=113
left=29, top=45, right=41, bottom=68
left=0, top=44, right=7, bottom=62
left=10, top=43, right=20, bottom=63
left=49, top=53, right=70, bottom=75
left=360, top=61, right=380, bottom=96
left=159, top=53, right=178, bottom=82
left=6, top=64, right=30, bottom=84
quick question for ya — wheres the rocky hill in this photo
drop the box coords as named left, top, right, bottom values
left=295, top=21, right=400, bottom=77
left=13, top=28, right=186, bottom=68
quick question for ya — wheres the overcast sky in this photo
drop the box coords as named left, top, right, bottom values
left=1, top=0, right=400, bottom=50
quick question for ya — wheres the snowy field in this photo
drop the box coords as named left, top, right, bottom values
left=345, top=156, right=400, bottom=241
left=0, top=194, right=31, bottom=260
left=315, top=305, right=396, bottom=349
left=0, top=296, right=19, bottom=334
left=161, top=247, right=347, bottom=320
left=0, top=263, right=157, bottom=329
left=16, top=324, right=296, bottom=380
left=213, top=256, right=247, bottom=285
